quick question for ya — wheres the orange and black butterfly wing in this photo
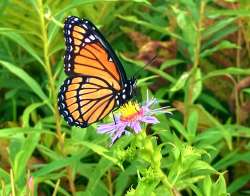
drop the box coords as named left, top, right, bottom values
left=58, top=76, right=116, bottom=127
left=63, top=16, right=127, bottom=88
left=58, top=16, right=134, bottom=127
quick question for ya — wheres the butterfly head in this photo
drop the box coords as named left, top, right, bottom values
left=125, top=77, right=136, bottom=101
left=128, top=77, right=136, bottom=96
left=115, top=78, right=136, bottom=107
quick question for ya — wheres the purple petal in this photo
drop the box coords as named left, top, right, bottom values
left=111, top=127, right=125, bottom=143
left=145, top=98, right=157, bottom=107
left=132, top=122, right=142, bottom=133
left=111, top=132, right=120, bottom=144
left=142, top=98, right=158, bottom=114
left=97, top=124, right=116, bottom=133
left=141, top=116, right=159, bottom=124
left=142, top=106, right=150, bottom=113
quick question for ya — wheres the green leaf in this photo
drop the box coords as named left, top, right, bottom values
left=198, top=93, right=228, bottom=114
left=201, top=40, right=239, bottom=58
left=69, top=140, right=122, bottom=169
left=195, top=105, right=232, bottom=150
left=212, top=174, right=227, bottom=195
left=227, top=125, right=250, bottom=138
left=48, top=15, right=64, bottom=46
left=187, top=110, right=198, bottom=141
left=33, top=155, right=80, bottom=177
left=194, top=129, right=223, bottom=146
left=184, top=68, right=202, bottom=104
left=0, top=28, right=44, bottom=66
left=160, top=59, right=185, bottom=70
left=213, top=151, right=250, bottom=170
left=37, top=145, right=62, bottom=161
left=131, top=0, right=150, bottom=5
left=243, top=88, right=250, bottom=94
left=190, top=68, right=202, bottom=103
left=228, top=173, right=250, bottom=193
left=55, top=0, right=150, bottom=16
left=13, top=132, right=40, bottom=182
left=0, top=127, right=54, bottom=138
left=208, top=9, right=250, bottom=18
left=189, top=184, right=203, bottom=196
left=202, top=25, right=238, bottom=50
left=203, top=176, right=212, bottom=196
left=120, top=54, right=176, bottom=83
left=203, top=67, right=250, bottom=80
left=170, top=72, right=190, bottom=92
left=188, top=160, right=217, bottom=174
left=115, top=163, right=138, bottom=196
left=0, top=168, right=10, bottom=183
left=43, top=180, right=71, bottom=196
left=71, top=127, right=88, bottom=141
left=137, top=75, right=159, bottom=86
left=86, top=158, right=113, bottom=192
left=22, top=102, right=45, bottom=127
left=176, top=9, right=196, bottom=43
left=118, top=15, right=181, bottom=39
left=170, top=118, right=189, bottom=141
left=0, top=60, right=49, bottom=102
left=202, top=17, right=236, bottom=39
left=175, top=8, right=197, bottom=62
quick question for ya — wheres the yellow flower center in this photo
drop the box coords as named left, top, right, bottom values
left=119, top=101, right=142, bottom=122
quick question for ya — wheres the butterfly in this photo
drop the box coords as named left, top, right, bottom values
left=58, top=16, right=136, bottom=128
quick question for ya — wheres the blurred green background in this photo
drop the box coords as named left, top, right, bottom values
left=0, top=0, right=250, bottom=195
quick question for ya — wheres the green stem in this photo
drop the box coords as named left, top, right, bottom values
left=159, top=169, right=175, bottom=195
left=52, top=179, right=61, bottom=196
left=107, top=170, right=113, bottom=196
left=37, top=0, right=76, bottom=194
left=235, top=20, right=241, bottom=125
left=10, top=169, right=15, bottom=196
left=67, top=168, right=76, bottom=195
left=193, top=1, right=205, bottom=69
left=139, top=131, right=176, bottom=195
left=1, top=179, right=6, bottom=196
left=184, top=1, right=206, bottom=126
left=37, top=0, right=63, bottom=146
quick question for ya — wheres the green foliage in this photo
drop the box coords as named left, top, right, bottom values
left=0, top=0, right=250, bottom=195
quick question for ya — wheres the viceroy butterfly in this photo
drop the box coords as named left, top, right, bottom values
left=58, top=16, right=136, bottom=128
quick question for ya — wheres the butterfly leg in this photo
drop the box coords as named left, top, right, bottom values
left=112, top=111, right=117, bottom=124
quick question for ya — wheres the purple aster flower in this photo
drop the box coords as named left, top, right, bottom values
left=97, top=94, right=172, bottom=144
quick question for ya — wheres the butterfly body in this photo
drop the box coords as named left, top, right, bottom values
left=58, top=16, right=136, bottom=128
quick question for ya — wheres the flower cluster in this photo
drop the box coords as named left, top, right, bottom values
left=97, top=95, right=172, bottom=144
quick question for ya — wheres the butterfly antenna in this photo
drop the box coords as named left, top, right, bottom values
left=133, top=55, right=158, bottom=78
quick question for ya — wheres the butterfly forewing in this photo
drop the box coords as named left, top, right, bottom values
left=64, top=16, right=121, bottom=90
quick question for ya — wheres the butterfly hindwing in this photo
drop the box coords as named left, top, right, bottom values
left=58, top=76, right=116, bottom=127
